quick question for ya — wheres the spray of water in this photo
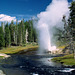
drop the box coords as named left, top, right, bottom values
left=33, top=0, right=69, bottom=54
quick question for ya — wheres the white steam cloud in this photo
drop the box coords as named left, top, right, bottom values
left=34, top=0, right=69, bottom=54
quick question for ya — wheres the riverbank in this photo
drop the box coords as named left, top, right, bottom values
left=0, top=44, right=38, bottom=58
left=52, top=54, right=75, bottom=66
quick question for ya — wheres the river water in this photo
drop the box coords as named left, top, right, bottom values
left=0, top=50, right=75, bottom=75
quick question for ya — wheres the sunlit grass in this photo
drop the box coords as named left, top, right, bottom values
left=0, top=56, right=4, bottom=58
left=0, top=44, right=38, bottom=54
left=52, top=54, right=75, bottom=66
left=58, top=45, right=66, bottom=49
left=61, top=59, right=75, bottom=65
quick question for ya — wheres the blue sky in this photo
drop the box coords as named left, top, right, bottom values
left=0, top=0, right=72, bottom=22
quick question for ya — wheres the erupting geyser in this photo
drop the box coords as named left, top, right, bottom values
left=33, top=0, right=69, bottom=54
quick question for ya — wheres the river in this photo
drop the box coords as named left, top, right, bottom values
left=0, top=50, right=75, bottom=75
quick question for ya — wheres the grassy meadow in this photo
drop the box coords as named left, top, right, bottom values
left=52, top=54, right=75, bottom=66
left=0, top=43, right=38, bottom=54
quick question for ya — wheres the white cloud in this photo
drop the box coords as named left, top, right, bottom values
left=0, top=14, right=16, bottom=22
left=18, top=20, right=21, bottom=23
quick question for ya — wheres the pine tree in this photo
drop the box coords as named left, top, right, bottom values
left=69, top=1, right=75, bottom=59
left=0, top=19, right=37, bottom=48
left=25, top=20, right=37, bottom=43
left=33, top=29, right=37, bottom=42
left=22, top=19, right=26, bottom=45
left=5, top=23, right=11, bottom=47
left=69, top=1, right=75, bottom=40
left=9, top=21, right=15, bottom=45
left=15, top=20, right=18, bottom=45
left=17, top=21, right=22, bottom=46
left=27, top=20, right=33, bottom=42
left=0, top=26, right=5, bottom=49
left=25, top=21, right=29, bottom=43
left=29, top=20, right=37, bottom=42
left=1, top=22, right=5, bottom=33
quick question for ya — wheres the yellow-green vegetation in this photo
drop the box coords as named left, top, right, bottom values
left=0, top=56, right=4, bottom=59
left=52, top=54, right=75, bottom=66
left=0, top=44, right=38, bottom=54
left=58, top=45, right=66, bottom=49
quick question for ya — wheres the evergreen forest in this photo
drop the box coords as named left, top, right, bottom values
left=0, top=19, right=37, bottom=49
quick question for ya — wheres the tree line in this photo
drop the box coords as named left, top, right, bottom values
left=0, top=19, right=37, bottom=49
left=0, top=1, right=75, bottom=50
left=55, top=1, right=75, bottom=58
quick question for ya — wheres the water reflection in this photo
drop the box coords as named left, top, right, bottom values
left=39, top=58, right=62, bottom=67
left=0, top=50, right=75, bottom=75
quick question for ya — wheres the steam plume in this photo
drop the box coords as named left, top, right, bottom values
left=34, top=0, right=69, bottom=54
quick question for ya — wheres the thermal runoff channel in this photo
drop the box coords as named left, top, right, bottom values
left=34, top=0, right=69, bottom=54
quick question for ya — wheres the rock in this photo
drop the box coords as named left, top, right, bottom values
left=32, top=73, right=39, bottom=75
left=51, top=49, right=63, bottom=54
left=0, top=53, right=10, bottom=58
left=0, top=70, right=6, bottom=75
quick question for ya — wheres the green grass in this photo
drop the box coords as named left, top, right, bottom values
left=61, top=59, right=75, bottom=65
left=0, top=56, right=4, bottom=58
left=52, top=54, right=75, bottom=66
left=0, top=44, right=38, bottom=54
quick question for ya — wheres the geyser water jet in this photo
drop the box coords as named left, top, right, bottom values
left=33, top=0, right=69, bottom=54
